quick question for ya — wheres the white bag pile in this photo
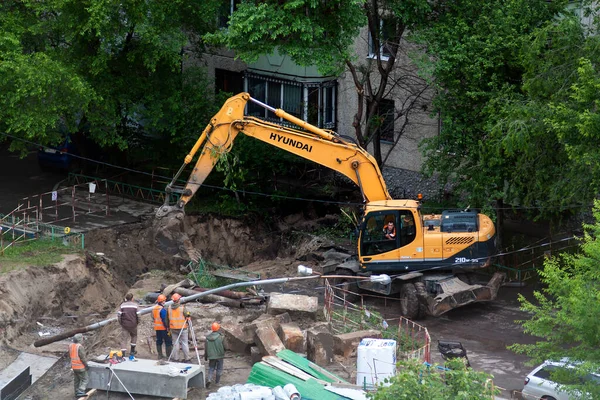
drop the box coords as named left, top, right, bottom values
left=206, top=383, right=300, bottom=400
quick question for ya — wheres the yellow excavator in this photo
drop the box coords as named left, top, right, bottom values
left=157, top=93, right=504, bottom=319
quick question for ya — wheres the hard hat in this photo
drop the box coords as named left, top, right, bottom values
left=157, top=294, right=166, bottom=303
left=211, top=322, right=221, bottom=332
left=171, top=293, right=182, bottom=302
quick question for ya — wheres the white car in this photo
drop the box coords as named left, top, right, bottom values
left=521, top=359, right=599, bottom=400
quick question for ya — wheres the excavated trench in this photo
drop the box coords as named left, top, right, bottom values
left=0, top=213, right=342, bottom=348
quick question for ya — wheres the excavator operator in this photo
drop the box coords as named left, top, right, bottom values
left=383, top=221, right=396, bottom=240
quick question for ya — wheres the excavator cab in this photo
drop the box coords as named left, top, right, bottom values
left=359, top=210, right=418, bottom=257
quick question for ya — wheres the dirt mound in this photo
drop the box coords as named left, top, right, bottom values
left=0, top=254, right=126, bottom=346
left=88, top=213, right=348, bottom=278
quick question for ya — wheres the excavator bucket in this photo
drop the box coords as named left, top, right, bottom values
left=424, top=272, right=506, bottom=317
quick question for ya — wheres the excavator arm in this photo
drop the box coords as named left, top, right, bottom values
left=157, top=93, right=391, bottom=217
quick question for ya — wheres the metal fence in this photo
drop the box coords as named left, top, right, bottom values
left=323, top=279, right=431, bottom=363
left=0, top=213, right=85, bottom=254
left=67, top=173, right=180, bottom=205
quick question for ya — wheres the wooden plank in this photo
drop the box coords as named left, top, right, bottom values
left=77, top=388, right=97, bottom=400
left=172, top=387, right=192, bottom=400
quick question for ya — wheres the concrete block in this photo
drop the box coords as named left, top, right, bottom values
left=250, top=346, right=262, bottom=365
left=307, top=323, right=334, bottom=366
left=254, top=325, right=286, bottom=356
left=221, top=323, right=254, bottom=354
left=267, top=293, right=319, bottom=320
left=244, top=313, right=291, bottom=337
left=277, top=322, right=305, bottom=354
left=333, top=330, right=382, bottom=358
left=0, top=367, right=30, bottom=400
left=88, top=358, right=204, bottom=399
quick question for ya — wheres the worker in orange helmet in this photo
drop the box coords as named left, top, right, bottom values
left=205, top=322, right=225, bottom=388
left=69, top=333, right=89, bottom=397
left=152, top=294, right=172, bottom=360
left=166, top=293, right=191, bottom=362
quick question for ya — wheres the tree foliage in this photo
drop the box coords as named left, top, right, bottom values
left=208, top=0, right=433, bottom=166
left=417, top=0, right=600, bottom=219
left=415, top=0, right=567, bottom=212
left=510, top=201, right=600, bottom=399
left=0, top=0, right=222, bottom=163
left=368, top=359, right=498, bottom=399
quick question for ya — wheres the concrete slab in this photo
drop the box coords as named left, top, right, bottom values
left=0, top=352, right=59, bottom=385
left=333, top=330, right=382, bottom=359
left=0, top=352, right=58, bottom=400
left=267, top=293, right=318, bottom=320
left=87, top=358, right=204, bottom=399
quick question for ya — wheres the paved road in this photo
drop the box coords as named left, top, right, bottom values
left=372, top=284, right=536, bottom=399
left=422, top=286, right=535, bottom=398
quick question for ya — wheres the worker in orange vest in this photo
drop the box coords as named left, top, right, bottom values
left=166, top=293, right=192, bottom=362
left=69, top=333, right=89, bottom=397
left=152, top=294, right=172, bottom=360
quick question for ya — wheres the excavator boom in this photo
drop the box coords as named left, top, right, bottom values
left=158, top=93, right=390, bottom=217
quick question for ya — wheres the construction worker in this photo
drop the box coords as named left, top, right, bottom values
left=117, top=293, right=139, bottom=358
left=166, top=293, right=191, bottom=362
left=152, top=294, right=172, bottom=359
left=70, top=333, right=89, bottom=397
left=205, top=322, right=225, bottom=388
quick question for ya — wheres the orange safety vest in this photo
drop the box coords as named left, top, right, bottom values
left=168, top=305, right=187, bottom=330
left=70, top=343, right=85, bottom=370
left=153, top=305, right=167, bottom=331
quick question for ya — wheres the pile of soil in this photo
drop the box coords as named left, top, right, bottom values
left=1, top=212, right=353, bottom=399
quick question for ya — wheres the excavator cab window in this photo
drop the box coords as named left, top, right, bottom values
left=399, top=212, right=417, bottom=246
left=360, top=212, right=401, bottom=256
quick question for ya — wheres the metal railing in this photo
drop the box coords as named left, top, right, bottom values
left=0, top=212, right=85, bottom=254
left=323, top=279, right=431, bottom=363
left=67, top=173, right=180, bottom=205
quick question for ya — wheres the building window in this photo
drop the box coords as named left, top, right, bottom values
left=218, top=0, right=241, bottom=28
left=307, top=84, right=336, bottom=129
left=245, top=73, right=336, bottom=130
left=377, top=99, right=395, bottom=142
left=368, top=18, right=395, bottom=59
left=215, top=69, right=244, bottom=95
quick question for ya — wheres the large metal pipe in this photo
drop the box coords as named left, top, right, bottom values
left=173, top=288, right=243, bottom=308
left=34, top=275, right=315, bottom=347
left=190, top=287, right=257, bottom=300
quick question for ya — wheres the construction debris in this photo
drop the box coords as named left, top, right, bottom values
left=333, top=330, right=382, bottom=359
left=221, top=323, right=254, bottom=354
left=267, top=293, right=319, bottom=320
left=255, top=325, right=286, bottom=356
left=307, top=323, right=334, bottom=366
left=278, top=322, right=305, bottom=354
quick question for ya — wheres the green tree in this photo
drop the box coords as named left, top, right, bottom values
left=417, top=1, right=600, bottom=221
left=416, top=0, right=564, bottom=193
left=207, top=0, right=432, bottom=166
left=368, top=358, right=498, bottom=399
left=0, top=0, right=222, bottom=164
left=485, top=2, right=600, bottom=219
left=510, top=201, right=600, bottom=399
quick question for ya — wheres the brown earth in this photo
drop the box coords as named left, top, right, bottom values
left=0, top=211, right=537, bottom=399
left=2, top=213, right=348, bottom=399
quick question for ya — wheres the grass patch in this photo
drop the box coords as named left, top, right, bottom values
left=0, top=237, right=79, bottom=273
left=187, top=270, right=235, bottom=289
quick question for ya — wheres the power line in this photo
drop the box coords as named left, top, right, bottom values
left=1, top=131, right=596, bottom=212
